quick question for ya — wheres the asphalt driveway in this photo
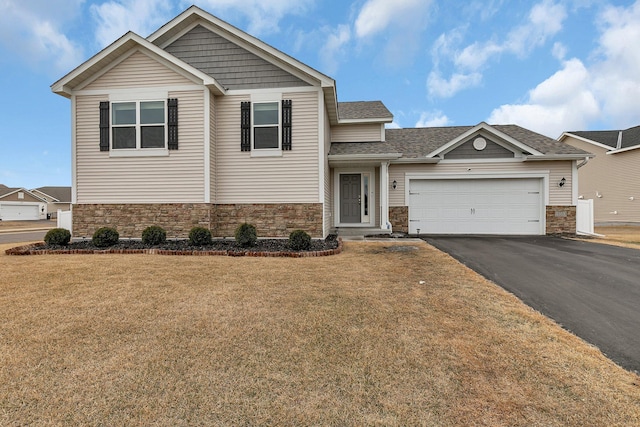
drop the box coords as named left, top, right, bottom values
left=425, top=236, right=640, bottom=373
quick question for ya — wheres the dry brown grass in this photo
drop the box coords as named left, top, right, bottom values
left=1, top=241, right=639, bottom=426
left=0, top=220, right=55, bottom=230
left=590, top=225, right=640, bottom=249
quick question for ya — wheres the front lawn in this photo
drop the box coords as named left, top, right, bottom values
left=1, top=241, right=639, bottom=426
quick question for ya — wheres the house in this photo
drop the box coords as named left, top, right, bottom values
left=0, top=185, right=48, bottom=221
left=560, top=126, right=640, bottom=224
left=31, top=187, right=72, bottom=218
left=51, top=6, right=587, bottom=239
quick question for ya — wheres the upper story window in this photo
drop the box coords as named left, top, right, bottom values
left=241, top=98, right=291, bottom=154
left=112, top=101, right=166, bottom=149
left=253, top=102, right=279, bottom=150
left=99, top=97, right=178, bottom=154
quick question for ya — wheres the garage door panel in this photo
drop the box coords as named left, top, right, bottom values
left=409, top=178, right=543, bottom=235
left=0, top=204, right=40, bottom=220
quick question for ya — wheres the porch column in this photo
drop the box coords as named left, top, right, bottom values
left=380, top=161, right=390, bottom=231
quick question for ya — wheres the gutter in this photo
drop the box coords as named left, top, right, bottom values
left=523, top=154, right=590, bottom=161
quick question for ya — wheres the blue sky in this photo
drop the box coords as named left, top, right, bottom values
left=1, top=0, right=639, bottom=188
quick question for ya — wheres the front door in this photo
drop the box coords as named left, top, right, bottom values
left=340, top=174, right=361, bottom=223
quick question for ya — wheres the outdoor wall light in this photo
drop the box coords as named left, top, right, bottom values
left=558, top=177, right=566, bottom=187
left=392, top=180, right=397, bottom=189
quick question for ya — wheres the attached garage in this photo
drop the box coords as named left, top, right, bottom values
left=408, top=177, right=545, bottom=235
left=0, top=203, right=41, bottom=221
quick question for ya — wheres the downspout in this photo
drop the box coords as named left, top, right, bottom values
left=577, top=156, right=591, bottom=169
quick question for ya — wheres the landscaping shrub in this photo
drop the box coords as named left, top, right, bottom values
left=141, top=225, right=167, bottom=245
left=189, top=226, right=212, bottom=246
left=235, top=223, right=257, bottom=247
left=44, top=228, right=71, bottom=246
left=92, top=227, right=119, bottom=248
left=289, top=229, right=311, bottom=251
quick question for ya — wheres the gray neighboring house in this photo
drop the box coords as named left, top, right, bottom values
left=560, top=125, right=640, bottom=224
left=31, top=187, right=72, bottom=219
left=51, top=5, right=588, bottom=238
left=0, top=185, right=47, bottom=221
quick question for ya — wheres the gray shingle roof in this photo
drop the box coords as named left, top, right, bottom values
left=329, top=124, right=589, bottom=157
left=34, top=186, right=72, bottom=202
left=337, top=101, right=392, bottom=121
left=568, top=125, right=640, bottom=150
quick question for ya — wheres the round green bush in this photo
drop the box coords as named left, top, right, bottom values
left=235, top=223, right=257, bottom=247
left=92, top=227, right=119, bottom=248
left=189, top=226, right=212, bottom=246
left=141, top=225, right=167, bottom=245
left=44, top=228, right=71, bottom=246
left=289, top=229, right=311, bottom=251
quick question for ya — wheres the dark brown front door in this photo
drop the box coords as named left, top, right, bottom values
left=340, top=174, right=361, bottom=223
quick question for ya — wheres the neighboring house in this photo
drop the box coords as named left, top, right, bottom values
left=0, top=185, right=47, bottom=221
left=560, top=125, right=640, bottom=224
left=51, top=6, right=587, bottom=239
left=31, top=187, right=72, bottom=218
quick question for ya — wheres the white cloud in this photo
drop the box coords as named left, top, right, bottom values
left=90, top=0, right=174, bottom=47
left=488, top=59, right=599, bottom=137
left=431, top=0, right=567, bottom=98
left=354, top=0, right=427, bottom=38
left=427, top=71, right=482, bottom=98
left=0, top=0, right=84, bottom=72
left=590, top=1, right=640, bottom=127
left=415, top=111, right=452, bottom=127
left=319, top=25, right=351, bottom=75
left=194, top=0, right=313, bottom=35
left=488, top=1, right=640, bottom=135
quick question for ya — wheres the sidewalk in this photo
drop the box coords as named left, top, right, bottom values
left=0, top=220, right=55, bottom=234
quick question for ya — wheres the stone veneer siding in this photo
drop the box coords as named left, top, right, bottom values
left=545, top=205, right=576, bottom=235
left=389, top=206, right=409, bottom=233
left=73, top=203, right=324, bottom=239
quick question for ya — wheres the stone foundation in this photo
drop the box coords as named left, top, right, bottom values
left=545, top=205, right=576, bottom=235
left=72, top=203, right=324, bottom=239
left=389, top=206, right=409, bottom=233
left=213, top=203, right=323, bottom=238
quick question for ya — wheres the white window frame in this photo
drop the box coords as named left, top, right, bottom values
left=109, top=91, right=169, bottom=157
left=251, top=93, right=282, bottom=157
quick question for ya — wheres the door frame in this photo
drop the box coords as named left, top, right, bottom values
left=333, top=168, right=376, bottom=227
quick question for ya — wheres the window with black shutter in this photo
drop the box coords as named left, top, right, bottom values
left=241, top=99, right=292, bottom=152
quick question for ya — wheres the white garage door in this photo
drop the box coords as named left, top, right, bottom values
left=409, top=178, right=543, bottom=235
left=0, top=203, right=40, bottom=220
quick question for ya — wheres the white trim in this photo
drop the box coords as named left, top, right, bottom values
left=147, top=7, right=335, bottom=88
left=559, top=132, right=616, bottom=151
left=438, top=158, right=526, bottom=164
left=109, top=148, right=169, bottom=158
left=338, top=118, right=394, bottom=124
left=380, top=124, right=386, bottom=142
left=318, top=89, right=325, bottom=205
left=380, top=161, right=390, bottom=231
left=333, top=168, right=376, bottom=228
left=427, top=122, right=544, bottom=158
left=71, top=95, right=77, bottom=204
left=204, top=89, right=211, bottom=203
left=606, top=144, right=640, bottom=154
left=571, top=160, right=578, bottom=205
left=51, top=32, right=225, bottom=97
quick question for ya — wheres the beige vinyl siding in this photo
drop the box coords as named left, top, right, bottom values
left=75, top=91, right=206, bottom=203
left=84, top=50, right=194, bottom=90
left=214, top=91, right=319, bottom=203
left=331, top=124, right=382, bottom=142
left=388, top=161, right=573, bottom=207
left=565, top=137, right=640, bottom=223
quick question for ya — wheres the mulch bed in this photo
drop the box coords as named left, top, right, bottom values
left=6, top=236, right=342, bottom=257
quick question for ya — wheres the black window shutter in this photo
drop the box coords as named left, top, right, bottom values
left=99, top=101, right=109, bottom=151
left=241, top=101, right=251, bottom=151
left=167, top=98, right=178, bottom=150
left=282, top=99, right=292, bottom=151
